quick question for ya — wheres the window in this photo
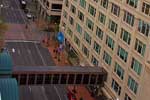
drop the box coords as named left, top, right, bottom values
left=98, top=12, right=106, bottom=25
left=70, top=4, right=76, bottom=14
left=84, top=31, right=91, bottom=45
left=86, top=18, right=94, bottom=31
left=96, top=26, right=103, bottom=40
left=67, top=28, right=73, bottom=37
left=69, top=16, right=74, bottom=25
left=82, top=45, right=89, bottom=57
left=106, top=35, right=115, bottom=50
left=117, top=46, right=128, bottom=62
left=103, top=51, right=112, bottom=65
left=114, top=62, right=124, bottom=80
left=91, top=55, right=99, bottom=66
left=63, top=10, right=67, bottom=18
left=101, top=0, right=108, bottom=9
left=108, top=19, right=118, bottom=34
left=111, top=3, right=120, bottom=16
left=80, top=0, right=86, bottom=8
left=127, top=0, right=138, bottom=8
left=123, top=11, right=135, bottom=26
left=128, top=76, right=138, bottom=94
left=93, top=41, right=101, bottom=54
left=138, top=20, right=150, bottom=37
left=88, top=4, right=96, bottom=17
left=135, top=39, right=146, bottom=56
left=74, top=35, right=80, bottom=47
left=78, top=10, right=84, bottom=21
left=131, top=58, right=142, bottom=75
left=142, top=2, right=150, bottom=16
left=65, top=0, right=69, bottom=7
left=76, top=23, right=82, bottom=34
left=120, top=28, right=131, bottom=45
left=111, top=79, right=121, bottom=95
left=124, top=94, right=132, bottom=100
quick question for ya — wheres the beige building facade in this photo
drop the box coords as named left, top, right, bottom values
left=60, top=0, right=150, bottom=100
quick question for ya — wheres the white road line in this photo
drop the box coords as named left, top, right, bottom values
left=34, top=43, right=46, bottom=66
left=18, top=49, right=21, bottom=55
left=29, top=86, right=32, bottom=92
left=27, top=49, right=31, bottom=54
left=54, top=86, right=62, bottom=100
left=41, top=86, right=48, bottom=100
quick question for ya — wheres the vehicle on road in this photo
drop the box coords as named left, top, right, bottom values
left=20, top=0, right=26, bottom=9
left=26, top=13, right=32, bottom=19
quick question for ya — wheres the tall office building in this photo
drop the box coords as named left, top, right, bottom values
left=60, top=0, right=150, bottom=100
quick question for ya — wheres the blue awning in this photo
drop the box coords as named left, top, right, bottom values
left=57, top=32, right=64, bottom=43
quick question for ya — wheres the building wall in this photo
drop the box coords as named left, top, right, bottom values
left=60, top=0, right=150, bottom=100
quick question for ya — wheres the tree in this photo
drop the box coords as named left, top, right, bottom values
left=0, top=18, right=7, bottom=52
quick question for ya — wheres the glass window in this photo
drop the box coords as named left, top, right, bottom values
left=138, top=20, right=150, bottom=37
left=142, top=2, right=150, bottom=16
left=76, top=23, right=82, bottom=34
left=111, top=79, right=121, bottom=95
left=84, top=31, right=91, bottom=45
left=120, top=28, right=131, bottom=45
left=123, top=11, right=135, bottom=26
left=117, top=46, right=128, bottom=62
left=88, top=4, right=96, bottom=17
left=86, top=18, right=94, bottom=31
left=108, top=19, right=118, bottom=34
left=106, top=35, right=115, bottom=50
left=111, top=3, right=120, bottom=16
left=128, top=76, right=138, bottom=94
left=100, top=0, right=108, bottom=9
left=135, top=39, right=146, bottom=56
left=91, top=55, right=99, bottom=66
left=74, top=35, right=80, bottom=47
left=103, top=51, right=112, bottom=65
left=93, top=41, right=101, bottom=54
left=80, top=0, right=86, bottom=8
left=127, top=0, right=138, bottom=8
left=98, top=12, right=106, bottom=25
left=114, top=62, right=124, bottom=80
left=96, top=26, right=103, bottom=40
left=82, top=45, right=89, bottom=57
left=78, top=10, right=84, bottom=21
left=131, top=58, right=142, bottom=75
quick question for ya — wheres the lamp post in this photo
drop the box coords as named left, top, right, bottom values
left=0, top=4, right=4, bottom=15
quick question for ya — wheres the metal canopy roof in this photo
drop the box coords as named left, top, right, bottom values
left=0, top=78, right=19, bottom=100
left=0, top=50, right=13, bottom=74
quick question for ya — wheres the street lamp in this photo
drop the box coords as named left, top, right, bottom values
left=0, top=4, right=4, bottom=15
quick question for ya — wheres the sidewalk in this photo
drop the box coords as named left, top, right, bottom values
left=42, top=37, right=96, bottom=100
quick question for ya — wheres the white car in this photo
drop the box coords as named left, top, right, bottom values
left=26, top=13, right=32, bottom=19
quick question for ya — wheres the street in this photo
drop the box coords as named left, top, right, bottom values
left=19, top=85, right=68, bottom=100
left=6, top=41, right=55, bottom=66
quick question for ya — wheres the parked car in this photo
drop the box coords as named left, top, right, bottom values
left=20, top=0, right=26, bottom=9
left=26, top=13, right=32, bottom=19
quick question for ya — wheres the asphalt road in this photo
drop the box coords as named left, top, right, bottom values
left=0, top=0, right=27, bottom=24
left=6, top=41, right=55, bottom=66
left=19, top=85, right=68, bottom=100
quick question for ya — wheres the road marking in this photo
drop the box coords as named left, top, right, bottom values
left=29, top=86, right=31, bottom=92
left=18, top=49, right=21, bottom=55
left=5, top=40, right=40, bottom=43
left=54, top=86, right=62, bottom=100
left=34, top=43, right=46, bottom=66
left=27, top=49, right=31, bottom=54
left=41, top=86, right=48, bottom=100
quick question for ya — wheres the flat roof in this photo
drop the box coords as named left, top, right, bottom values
left=13, top=66, right=107, bottom=74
